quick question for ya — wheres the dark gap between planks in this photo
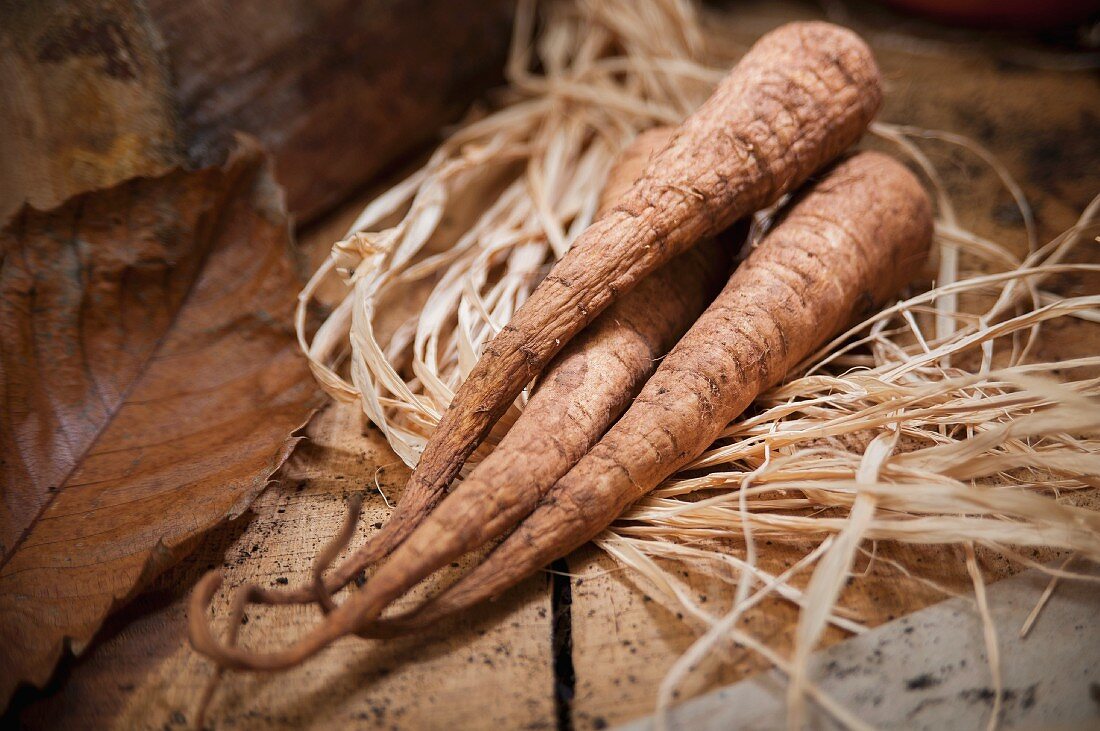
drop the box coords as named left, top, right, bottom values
left=550, top=558, right=576, bottom=731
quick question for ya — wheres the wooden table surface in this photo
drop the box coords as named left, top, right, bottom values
left=7, top=1, right=1099, bottom=729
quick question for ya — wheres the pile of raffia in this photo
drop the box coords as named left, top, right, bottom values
left=297, top=0, right=1100, bottom=727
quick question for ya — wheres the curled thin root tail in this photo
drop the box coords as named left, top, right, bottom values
left=311, top=495, right=403, bottom=641
left=212, top=489, right=409, bottom=610
left=188, top=569, right=348, bottom=671
left=189, top=570, right=226, bottom=661
left=186, top=493, right=425, bottom=675
left=193, top=573, right=261, bottom=729
left=312, top=493, right=365, bottom=613
left=190, top=571, right=225, bottom=730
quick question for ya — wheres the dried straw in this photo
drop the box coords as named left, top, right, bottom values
left=296, top=0, right=1100, bottom=727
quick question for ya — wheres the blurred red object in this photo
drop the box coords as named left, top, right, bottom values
left=883, top=0, right=1100, bottom=29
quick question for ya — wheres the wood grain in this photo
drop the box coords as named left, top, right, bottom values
left=11, top=402, right=555, bottom=730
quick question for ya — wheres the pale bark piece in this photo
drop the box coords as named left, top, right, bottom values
left=0, top=142, right=323, bottom=704
left=616, top=564, right=1100, bottom=731
left=10, top=403, right=556, bottom=730
left=0, top=0, right=514, bottom=224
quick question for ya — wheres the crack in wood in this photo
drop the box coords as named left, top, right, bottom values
left=550, top=558, right=576, bottom=731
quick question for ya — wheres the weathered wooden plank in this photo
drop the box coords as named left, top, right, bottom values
left=11, top=403, right=557, bottom=729
left=568, top=541, right=1039, bottom=730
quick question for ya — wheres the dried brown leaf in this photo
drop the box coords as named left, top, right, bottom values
left=0, top=140, right=322, bottom=704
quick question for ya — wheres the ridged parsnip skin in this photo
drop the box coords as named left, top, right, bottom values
left=370, top=151, right=933, bottom=633
left=392, top=21, right=884, bottom=566
left=339, top=128, right=735, bottom=625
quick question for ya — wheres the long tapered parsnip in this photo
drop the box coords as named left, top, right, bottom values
left=189, top=151, right=931, bottom=667
left=189, top=17, right=891, bottom=664
left=373, top=21, right=883, bottom=575
left=363, top=151, right=933, bottom=634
